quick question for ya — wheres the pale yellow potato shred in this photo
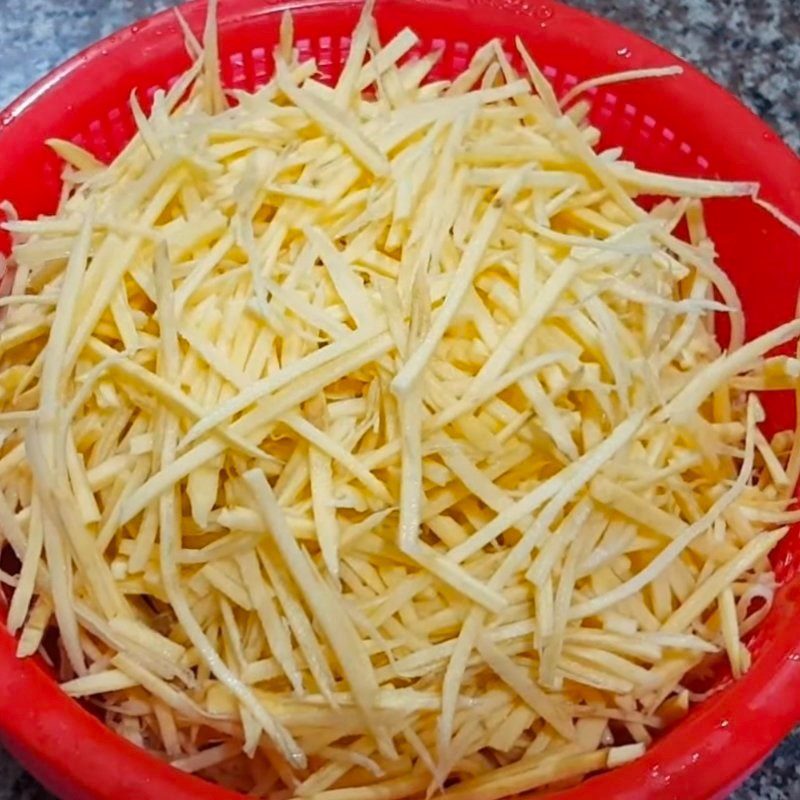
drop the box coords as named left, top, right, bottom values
left=0, top=1, right=799, bottom=798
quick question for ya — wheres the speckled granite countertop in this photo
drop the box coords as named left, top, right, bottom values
left=0, top=0, right=798, bottom=798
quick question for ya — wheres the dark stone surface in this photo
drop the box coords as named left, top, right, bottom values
left=0, top=0, right=797, bottom=798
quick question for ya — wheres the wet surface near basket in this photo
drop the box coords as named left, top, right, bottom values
left=0, top=1, right=798, bottom=799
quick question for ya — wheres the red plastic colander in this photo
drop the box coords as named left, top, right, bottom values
left=0, top=1, right=799, bottom=798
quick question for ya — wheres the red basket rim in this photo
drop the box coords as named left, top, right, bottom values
left=1, top=2, right=800, bottom=800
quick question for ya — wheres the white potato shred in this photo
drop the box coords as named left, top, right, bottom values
left=0, top=1, right=799, bottom=798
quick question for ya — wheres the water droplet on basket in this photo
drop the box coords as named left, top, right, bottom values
left=131, top=24, right=140, bottom=33
left=720, top=719, right=730, bottom=728
left=617, top=47, right=632, bottom=58
left=691, top=752, right=700, bottom=764
left=789, top=652, right=800, bottom=662
left=536, top=4, right=553, bottom=19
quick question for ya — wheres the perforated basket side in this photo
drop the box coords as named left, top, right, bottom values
left=57, top=34, right=715, bottom=182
